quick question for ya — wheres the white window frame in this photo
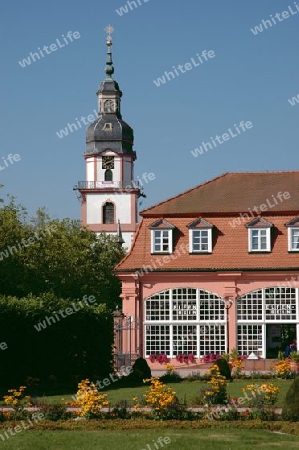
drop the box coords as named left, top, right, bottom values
left=151, top=229, right=173, bottom=254
left=288, top=227, right=299, bottom=252
left=144, top=288, right=226, bottom=358
left=189, top=228, right=212, bottom=253
left=248, top=228, right=271, bottom=252
left=237, top=287, right=298, bottom=358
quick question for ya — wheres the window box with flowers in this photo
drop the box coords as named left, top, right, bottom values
left=175, top=353, right=196, bottom=364
left=201, top=353, right=222, bottom=363
left=148, top=353, right=169, bottom=364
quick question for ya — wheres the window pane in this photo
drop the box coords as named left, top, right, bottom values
left=265, top=287, right=297, bottom=320
left=103, top=202, right=114, bottom=224
left=250, top=229, right=269, bottom=251
left=192, top=229, right=210, bottom=252
left=173, top=325, right=197, bottom=354
left=237, top=324, right=263, bottom=357
left=172, top=288, right=197, bottom=321
left=145, top=325, right=170, bottom=355
left=291, top=229, right=299, bottom=249
left=199, top=324, right=226, bottom=356
left=145, top=288, right=226, bottom=358
left=237, top=289, right=263, bottom=321
left=153, top=230, right=169, bottom=252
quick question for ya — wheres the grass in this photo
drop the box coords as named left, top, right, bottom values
left=0, top=428, right=299, bottom=449
left=30, top=378, right=292, bottom=407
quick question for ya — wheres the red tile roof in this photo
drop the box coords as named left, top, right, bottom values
left=116, top=172, right=299, bottom=272
left=140, top=172, right=299, bottom=216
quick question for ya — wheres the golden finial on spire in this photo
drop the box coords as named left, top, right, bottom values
left=105, top=25, right=114, bottom=44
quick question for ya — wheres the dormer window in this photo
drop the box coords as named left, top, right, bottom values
left=149, top=219, right=175, bottom=254
left=286, top=217, right=299, bottom=252
left=187, top=218, right=213, bottom=253
left=246, top=218, right=273, bottom=252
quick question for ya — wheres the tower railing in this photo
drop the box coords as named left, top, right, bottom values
left=77, top=181, right=140, bottom=190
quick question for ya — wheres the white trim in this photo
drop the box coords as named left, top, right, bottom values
left=288, top=227, right=299, bottom=252
left=248, top=228, right=271, bottom=252
left=151, top=229, right=173, bottom=254
left=189, top=228, right=212, bottom=253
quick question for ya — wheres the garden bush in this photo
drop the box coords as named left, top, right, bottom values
left=214, top=358, right=233, bottom=381
left=124, top=357, right=152, bottom=386
left=39, top=404, right=71, bottom=421
left=282, top=376, right=299, bottom=421
left=0, top=294, right=113, bottom=388
left=159, top=364, right=183, bottom=383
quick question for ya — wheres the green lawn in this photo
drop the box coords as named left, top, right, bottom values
left=36, top=379, right=292, bottom=407
left=0, top=428, right=298, bottom=449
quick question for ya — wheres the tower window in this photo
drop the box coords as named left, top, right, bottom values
left=104, top=99, right=117, bottom=113
left=104, top=169, right=113, bottom=181
left=103, top=202, right=114, bottom=224
left=102, top=123, right=112, bottom=131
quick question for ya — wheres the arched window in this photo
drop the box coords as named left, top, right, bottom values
left=144, top=288, right=226, bottom=357
left=237, top=287, right=297, bottom=358
left=103, top=202, right=114, bottom=224
left=104, top=169, right=113, bottom=181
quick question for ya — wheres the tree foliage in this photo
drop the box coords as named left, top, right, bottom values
left=0, top=199, right=125, bottom=309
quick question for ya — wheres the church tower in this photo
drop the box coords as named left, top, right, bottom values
left=77, top=27, right=140, bottom=249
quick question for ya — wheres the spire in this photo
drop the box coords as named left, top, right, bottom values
left=104, top=25, right=114, bottom=80
left=117, top=219, right=125, bottom=246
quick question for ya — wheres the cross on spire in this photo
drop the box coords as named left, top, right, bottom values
left=105, top=25, right=114, bottom=43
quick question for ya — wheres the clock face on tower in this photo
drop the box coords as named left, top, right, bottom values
left=102, top=156, right=114, bottom=169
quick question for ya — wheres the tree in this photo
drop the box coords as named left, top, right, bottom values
left=0, top=200, right=125, bottom=309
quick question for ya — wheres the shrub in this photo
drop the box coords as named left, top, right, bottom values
left=40, top=404, right=71, bottom=421
left=159, top=364, right=182, bottom=383
left=127, top=357, right=151, bottom=384
left=0, top=294, right=114, bottom=387
left=282, top=376, right=299, bottom=421
left=110, top=400, right=130, bottom=419
left=74, top=379, right=110, bottom=419
left=271, top=359, right=293, bottom=379
left=242, top=383, right=280, bottom=407
left=3, top=385, right=32, bottom=411
left=133, top=377, right=177, bottom=419
left=204, top=365, right=228, bottom=405
left=213, top=358, right=233, bottom=381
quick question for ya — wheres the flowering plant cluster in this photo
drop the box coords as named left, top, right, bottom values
left=149, top=353, right=169, bottom=364
left=201, top=353, right=222, bottom=363
left=3, top=386, right=32, bottom=411
left=203, top=364, right=228, bottom=404
left=74, top=379, right=109, bottom=418
left=242, top=382, right=280, bottom=406
left=271, top=359, right=293, bottom=379
left=225, top=349, right=246, bottom=376
left=133, top=377, right=177, bottom=418
left=175, top=353, right=196, bottom=364
left=165, top=363, right=176, bottom=372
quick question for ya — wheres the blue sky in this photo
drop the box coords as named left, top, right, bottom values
left=1, top=0, right=298, bottom=219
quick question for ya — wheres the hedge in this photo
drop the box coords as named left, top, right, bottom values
left=0, top=293, right=114, bottom=389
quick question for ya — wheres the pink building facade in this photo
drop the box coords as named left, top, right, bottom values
left=116, top=172, right=299, bottom=370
